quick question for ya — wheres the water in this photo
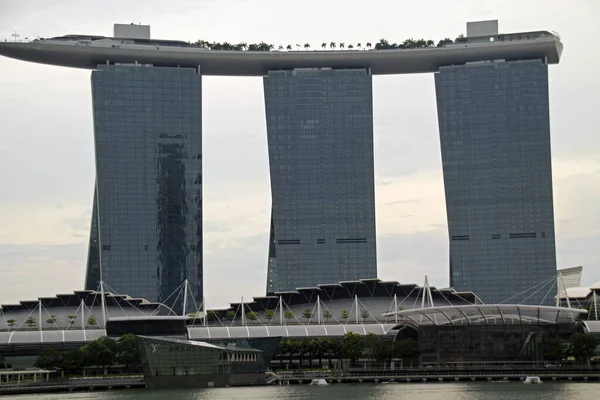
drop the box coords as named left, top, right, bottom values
left=4, top=383, right=600, bottom=400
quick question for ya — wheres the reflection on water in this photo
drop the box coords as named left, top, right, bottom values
left=4, top=383, right=600, bottom=400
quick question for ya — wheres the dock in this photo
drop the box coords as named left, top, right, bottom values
left=0, top=376, right=145, bottom=395
left=272, top=368, right=600, bottom=384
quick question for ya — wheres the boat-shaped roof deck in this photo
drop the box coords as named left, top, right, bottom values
left=0, top=30, right=562, bottom=76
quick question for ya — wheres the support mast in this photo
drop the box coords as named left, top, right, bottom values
left=182, top=279, right=188, bottom=317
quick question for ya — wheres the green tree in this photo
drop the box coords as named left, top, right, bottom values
left=82, top=337, right=117, bottom=374
left=306, top=339, right=319, bottom=368
left=117, top=334, right=141, bottom=371
left=67, top=314, right=77, bottom=327
left=302, top=308, right=313, bottom=322
left=366, top=335, right=394, bottom=362
left=314, top=338, right=331, bottom=368
left=436, top=38, right=454, bottom=47
left=284, top=311, right=294, bottom=324
left=304, top=43, right=310, bottom=50
left=393, top=339, right=420, bottom=361
left=62, top=349, right=84, bottom=373
left=296, top=339, right=310, bottom=368
left=225, top=310, right=235, bottom=320
left=286, top=44, right=292, bottom=51
left=375, top=38, right=391, bottom=50
left=277, top=339, right=296, bottom=366
left=364, top=333, right=381, bottom=361
left=187, top=311, right=203, bottom=319
left=322, top=310, right=333, bottom=323
left=341, top=332, right=364, bottom=363
left=339, top=42, right=345, bottom=49
left=543, top=337, right=567, bottom=362
left=7, top=319, right=17, bottom=330
left=34, top=348, right=63, bottom=369
left=340, top=310, right=350, bottom=322
left=25, top=316, right=37, bottom=329
left=46, top=315, right=57, bottom=328
left=330, top=339, right=343, bottom=365
left=329, top=42, right=336, bottom=49
left=348, top=44, right=354, bottom=49
left=87, top=315, right=98, bottom=327
left=265, top=310, right=275, bottom=321
left=206, top=310, right=219, bottom=322
left=366, top=42, right=372, bottom=49
left=360, top=309, right=370, bottom=322
left=356, top=42, right=362, bottom=49
left=321, top=42, right=327, bottom=50
left=569, top=333, right=597, bottom=365
left=246, top=311, right=258, bottom=323
left=321, top=337, right=336, bottom=368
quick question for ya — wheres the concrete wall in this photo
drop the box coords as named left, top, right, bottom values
left=113, top=24, right=151, bottom=40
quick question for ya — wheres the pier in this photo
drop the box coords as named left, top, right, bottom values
left=0, top=375, right=145, bottom=395
left=272, top=367, right=600, bottom=384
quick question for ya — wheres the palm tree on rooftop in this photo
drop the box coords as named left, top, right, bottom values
left=329, top=42, right=336, bottom=49
left=339, top=42, right=345, bottom=49
left=366, top=42, right=372, bottom=49
left=286, top=44, right=292, bottom=50
left=321, top=42, right=327, bottom=50
left=304, top=43, right=310, bottom=50
left=357, top=42, right=362, bottom=49
left=296, top=44, right=300, bottom=50
left=348, top=44, right=354, bottom=49
left=278, top=45, right=284, bottom=51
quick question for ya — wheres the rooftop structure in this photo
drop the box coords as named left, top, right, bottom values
left=558, top=283, right=600, bottom=300
left=0, top=25, right=562, bottom=75
left=384, top=304, right=586, bottom=327
left=557, top=266, right=584, bottom=289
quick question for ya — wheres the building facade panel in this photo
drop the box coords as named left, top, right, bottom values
left=264, top=69, right=377, bottom=294
left=435, top=59, right=557, bottom=304
left=87, top=65, right=203, bottom=310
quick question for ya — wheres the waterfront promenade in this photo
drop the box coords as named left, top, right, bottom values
left=2, top=366, right=600, bottom=395
left=272, top=366, right=600, bottom=384
left=0, top=375, right=145, bottom=396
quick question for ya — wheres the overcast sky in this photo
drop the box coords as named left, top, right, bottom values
left=0, top=0, right=599, bottom=308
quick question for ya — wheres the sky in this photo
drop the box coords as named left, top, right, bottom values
left=0, top=0, right=599, bottom=308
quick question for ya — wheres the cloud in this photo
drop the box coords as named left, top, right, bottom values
left=377, top=229, right=449, bottom=287
left=0, top=243, right=87, bottom=302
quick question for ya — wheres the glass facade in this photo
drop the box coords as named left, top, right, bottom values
left=435, top=59, right=557, bottom=305
left=86, top=65, right=203, bottom=312
left=263, top=69, right=377, bottom=294
left=138, top=336, right=265, bottom=389
left=417, top=324, right=571, bottom=365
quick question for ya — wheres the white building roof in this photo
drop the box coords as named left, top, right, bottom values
left=383, top=304, right=586, bottom=327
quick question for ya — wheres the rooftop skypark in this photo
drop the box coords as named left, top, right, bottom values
left=0, top=25, right=562, bottom=76
left=192, top=37, right=461, bottom=51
